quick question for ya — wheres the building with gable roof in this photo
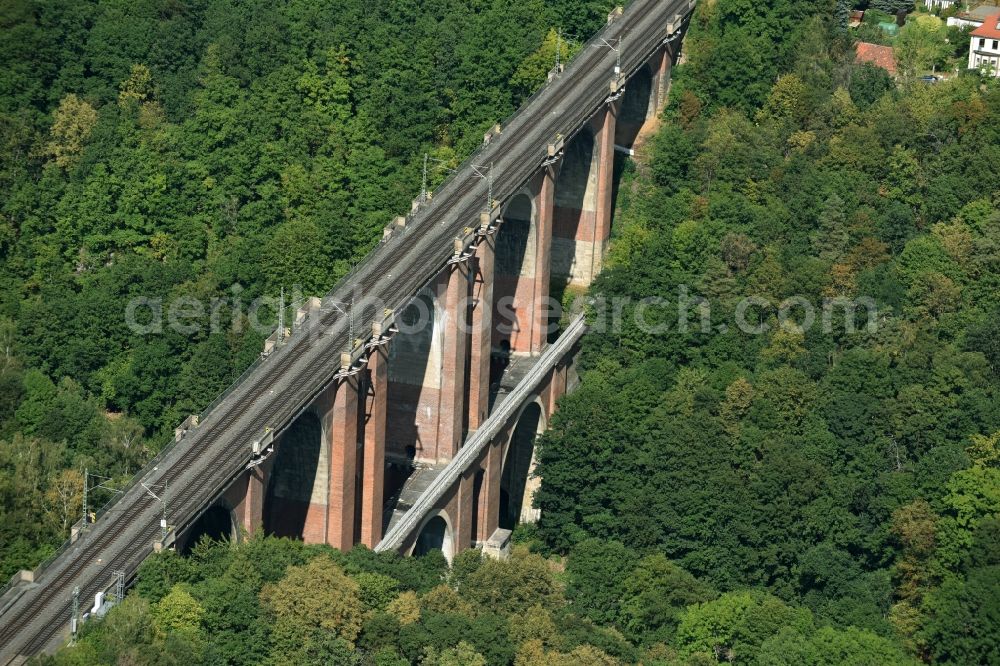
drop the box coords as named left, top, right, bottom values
left=969, top=12, right=1000, bottom=74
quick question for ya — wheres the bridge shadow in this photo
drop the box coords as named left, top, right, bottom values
left=499, top=402, right=542, bottom=530
left=552, top=128, right=596, bottom=285
left=180, top=504, right=234, bottom=554
left=264, top=411, right=321, bottom=539
left=386, top=288, right=435, bottom=480
left=493, top=194, right=532, bottom=387
left=617, top=65, right=653, bottom=149
left=413, top=515, right=453, bottom=561
left=610, top=65, right=654, bottom=225
left=489, top=193, right=538, bottom=411
left=471, top=468, right=485, bottom=542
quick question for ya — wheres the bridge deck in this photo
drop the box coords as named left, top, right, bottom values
left=383, top=464, right=448, bottom=534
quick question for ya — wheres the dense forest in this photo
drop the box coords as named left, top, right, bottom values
left=39, top=536, right=919, bottom=665
left=534, top=0, right=1000, bottom=664
left=0, top=0, right=612, bottom=580
left=6, top=0, right=1000, bottom=663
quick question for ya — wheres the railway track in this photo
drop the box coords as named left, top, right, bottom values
left=0, top=1, right=689, bottom=660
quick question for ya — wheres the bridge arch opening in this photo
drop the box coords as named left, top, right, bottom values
left=386, top=288, right=440, bottom=469
left=493, top=193, right=535, bottom=357
left=412, top=513, right=454, bottom=562
left=181, top=503, right=236, bottom=554
left=499, top=401, right=544, bottom=530
left=471, top=468, right=485, bottom=543
left=264, top=410, right=322, bottom=539
left=552, top=128, right=598, bottom=288
left=617, top=64, right=654, bottom=148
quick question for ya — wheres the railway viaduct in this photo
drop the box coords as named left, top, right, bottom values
left=207, top=12, right=682, bottom=561
left=0, top=1, right=692, bottom=660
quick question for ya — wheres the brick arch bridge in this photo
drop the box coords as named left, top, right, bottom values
left=215, top=14, right=683, bottom=560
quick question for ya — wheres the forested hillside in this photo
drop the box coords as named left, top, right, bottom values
left=535, top=0, right=1000, bottom=663
left=37, top=535, right=920, bottom=665
left=0, top=0, right=615, bottom=580
left=9, top=0, right=1000, bottom=663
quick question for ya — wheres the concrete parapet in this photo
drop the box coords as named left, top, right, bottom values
left=12, top=570, right=34, bottom=584
left=483, top=123, right=502, bottom=146
left=174, top=415, right=199, bottom=442
left=548, top=136, right=565, bottom=158
left=482, top=528, right=512, bottom=560
left=481, top=203, right=501, bottom=229
left=294, top=297, right=322, bottom=328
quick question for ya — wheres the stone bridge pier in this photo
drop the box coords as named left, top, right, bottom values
left=181, top=40, right=678, bottom=560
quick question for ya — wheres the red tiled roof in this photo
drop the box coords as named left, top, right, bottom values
left=855, top=42, right=898, bottom=75
left=971, top=13, right=1000, bottom=38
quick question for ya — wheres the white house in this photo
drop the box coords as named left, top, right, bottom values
left=968, top=12, right=1000, bottom=75
left=927, top=0, right=955, bottom=11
